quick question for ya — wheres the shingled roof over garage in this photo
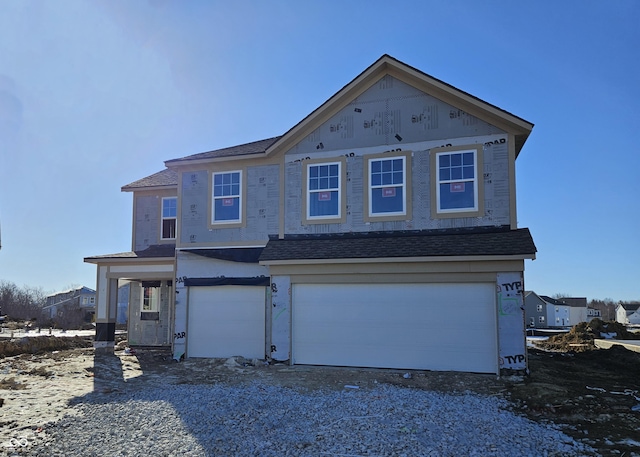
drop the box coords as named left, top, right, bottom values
left=259, top=226, right=536, bottom=262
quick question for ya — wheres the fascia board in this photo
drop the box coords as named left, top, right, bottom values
left=164, top=152, right=268, bottom=168
left=386, top=65, right=533, bottom=135
left=121, top=185, right=177, bottom=193
left=260, top=253, right=535, bottom=266
left=83, top=256, right=175, bottom=265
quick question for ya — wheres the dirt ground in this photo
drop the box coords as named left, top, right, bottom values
left=1, top=335, right=639, bottom=456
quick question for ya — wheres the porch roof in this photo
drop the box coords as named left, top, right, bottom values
left=84, top=244, right=176, bottom=263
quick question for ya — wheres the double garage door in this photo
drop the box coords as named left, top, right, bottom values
left=187, top=286, right=266, bottom=359
left=292, top=283, right=498, bottom=373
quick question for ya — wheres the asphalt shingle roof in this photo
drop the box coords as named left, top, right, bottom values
left=121, top=169, right=178, bottom=191
left=165, top=137, right=281, bottom=165
left=259, top=227, right=536, bottom=262
left=84, top=244, right=176, bottom=261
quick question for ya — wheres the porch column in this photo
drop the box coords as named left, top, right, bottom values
left=94, top=266, right=117, bottom=350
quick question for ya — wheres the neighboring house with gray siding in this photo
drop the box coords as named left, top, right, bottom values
left=85, top=55, right=536, bottom=374
left=524, top=291, right=548, bottom=328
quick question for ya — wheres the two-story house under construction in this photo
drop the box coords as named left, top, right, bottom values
left=85, top=55, right=536, bottom=374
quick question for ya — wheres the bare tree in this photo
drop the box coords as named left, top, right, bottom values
left=588, top=298, right=617, bottom=321
left=0, top=280, right=46, bottom=324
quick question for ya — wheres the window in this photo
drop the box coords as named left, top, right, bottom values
left=90, top=297, right=95, bottom=304
left=431, top=145, right=483, bottom=218
left=161, top=197, right=177, bottom=240
left=82, top=296, right=88, bottom=305
left=536, top=304, right=543, bottom=312
left=539, top=316, right=545, bottom=323
left=368, top=156, right=406, bottom=216
left=307, top=162, right=341, bottom=219
left=212, top=171, right=242, bottom=224
left=528, top=317, right=534, bottom=327
left=141, top=284, right=160, bottom=312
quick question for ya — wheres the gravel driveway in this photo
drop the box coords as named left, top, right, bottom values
left=14, top=381, right=595, bottom=457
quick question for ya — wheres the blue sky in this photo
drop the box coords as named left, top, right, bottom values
left=0, top=1, right=638, bottom=301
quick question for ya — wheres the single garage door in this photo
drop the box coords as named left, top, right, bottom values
left=188, top=286, right=266, bottom=358
left=292, top=283, right=497, bottom=373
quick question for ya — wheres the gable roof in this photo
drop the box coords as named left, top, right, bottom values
left=266, top=54, right=533, bottom=159
left=524, top=291, right=546, bottom=303
left=121, top=168, right=178, bottom=192
left=618, top=303, right=640, bottom=312
left=163, top=54, right=533, bottom=167
left=260, top=226, right=536, bottom=263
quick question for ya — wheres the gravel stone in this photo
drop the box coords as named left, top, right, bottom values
left=19, top=382, right=596, bottom=456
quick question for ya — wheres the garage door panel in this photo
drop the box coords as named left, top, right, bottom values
left=188, top=286, right=265, bottom=359
left=293, top=283, right=497, bottom=372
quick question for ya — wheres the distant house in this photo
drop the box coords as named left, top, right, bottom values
left=524, top=292, right=578, bottom=328
left=586, top=307, right=602, bottom=320
left=616, top=303, right=640, bottom=325
left=540, top=296, right=571, bottom=328
left=524, top=291, right=548, bottom=328
left=43, top=286, right=96, bottom=325
left=561, top=297, right=588, bottom=325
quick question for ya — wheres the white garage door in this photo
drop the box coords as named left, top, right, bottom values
left=292, top=283, right=497, bottom=373
left=188, top=286, right=266, bottom=358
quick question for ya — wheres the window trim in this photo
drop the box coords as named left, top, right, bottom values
left=141, top=284, right=160, bottom=313
left=161, top=196, right=177, bottom=240
left=430, top=144, right=483, bottom=219
left=302, top=158, right=346, bottom=225
left=210, top=170, right=244, bottom=228
left=363, top=151, right=412, bottom=223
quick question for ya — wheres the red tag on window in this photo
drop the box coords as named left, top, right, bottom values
left=450, top=182, right=465, bottom=193
left=382, top=187, right=396, bottom=197
left=318, top=192, right=331, bottom=201
left=222, top=198, right=234, bottom=206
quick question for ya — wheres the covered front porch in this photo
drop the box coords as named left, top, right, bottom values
left=84, top=244, right=176, bottom=351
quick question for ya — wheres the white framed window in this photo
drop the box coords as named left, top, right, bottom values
left=161, top=197, right=177, bottom=240
left=536, top=304, right=543, bottom=312
left=539, top=316, right=545, bottom=323
left=141, top=284, right=160, bottom=312
left=82, top=296, right=88, bottom=305
left=431, top=144, right=483, bottom=218
left=307, top=162, right=341, bottom=219
left=212, top=171, right=242, bottom=224
left=368, top=156, right=407, bottom=217
left=90, top=297, right=95, bottom=304
left=529, top=317, right=534, bottom=327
